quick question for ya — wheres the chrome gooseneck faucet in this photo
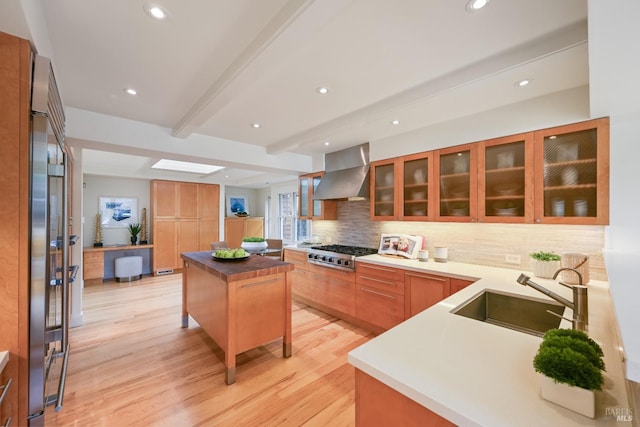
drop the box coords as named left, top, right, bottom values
left=516, top=268, right=588, bottom=332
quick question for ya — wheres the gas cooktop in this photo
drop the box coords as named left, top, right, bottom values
left=308, top=244, right=378, bottom=270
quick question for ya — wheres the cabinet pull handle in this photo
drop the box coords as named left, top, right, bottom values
left=359, top=275, right=395, bottom=286
left=361, top=287, right=396, bottom=300
left=362, top=264, right=395, bottom=273
left=405, top=272, right=447, bottom=282
left=241, top=278, right=278, bottom=288
left=4, top=416, right=11, bottom=427
left=0, top=378, right=12, bottom=406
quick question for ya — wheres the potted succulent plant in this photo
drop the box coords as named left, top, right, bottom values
left=529, top=251, right=561, bottom=279
left=128, top=223, right=141, bottom=245
left=533, top=328, right=605, bottom=418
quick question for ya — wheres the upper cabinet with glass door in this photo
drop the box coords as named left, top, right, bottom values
left=533, top=118, right=609, bottom=225
left=478, top=133, right=534, bottom=223
left=371, top=159, right=397, bottom=220
left=400, top=152, right=433, bottom=220
left=435, top=144, right=478, bottom=222
left=298, top=172, right=337, bottom=220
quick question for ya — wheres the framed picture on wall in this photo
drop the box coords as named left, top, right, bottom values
left=226, top=195, right=249, bottom=217
left=99, top=196, right=138, bottom=228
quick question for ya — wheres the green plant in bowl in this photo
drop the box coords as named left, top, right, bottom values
left=128, top=223, right=141, bottom=237
left=243, top=237, right=266, bottom=242
left=529, top=251, right=561, bottom=261
left=533, top=328, right=605, bottom=391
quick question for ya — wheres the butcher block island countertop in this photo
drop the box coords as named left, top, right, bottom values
left=180, top=251, right=294, bottom=384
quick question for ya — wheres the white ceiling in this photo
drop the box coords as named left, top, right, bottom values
left=1, top=0, right=589, bottom=187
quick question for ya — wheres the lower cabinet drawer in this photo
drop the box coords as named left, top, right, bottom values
left=356, top=285, right=405, bottom=331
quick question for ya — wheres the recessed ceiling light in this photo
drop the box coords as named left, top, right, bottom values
left=124, top=88, right=137, bottom=95
left=316, top=87, right=329, bottom=95
left=144, top=4, right=169, bottom=20
left=324, top=141, right=330, bottom=146
left=466, top=0, right=489, bottom=12
left=151, top=159, right=224, bottom=175
left=251, top=123, right=261, bottom=128
left=391, top=119, right=400, bottom=125
left=515, top=79, right=532, bottom=87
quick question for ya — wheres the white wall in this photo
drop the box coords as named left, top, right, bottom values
left=588, top=0, right=640, bottom=385
left=82, top=175, right=151, bottom=247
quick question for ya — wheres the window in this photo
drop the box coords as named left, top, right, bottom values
left=279, top=192, right=311, bottom=244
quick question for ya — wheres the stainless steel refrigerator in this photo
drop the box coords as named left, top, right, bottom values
left=28, top=54, right=76, bottom=425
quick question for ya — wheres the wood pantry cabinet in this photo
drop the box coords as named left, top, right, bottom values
left=370, top=152, right=434, bottom=221
left=224, top=217, right=264, bottom=248
left=355, top=262, right=405, bottom=331
left=151, top=180, right=220, bottom=274
left=298, top=172, right=337, bottom=220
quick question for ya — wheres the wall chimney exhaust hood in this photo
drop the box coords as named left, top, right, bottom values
left=312, top=143, right=370, bottom=201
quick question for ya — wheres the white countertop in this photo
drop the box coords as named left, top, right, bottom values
left=348, top=255, right=629, bottom=426
left=0, top=351, right=8, bottom=373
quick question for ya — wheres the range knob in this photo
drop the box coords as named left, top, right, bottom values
left=343, top=260, right=350, bottom=267
left=327, top=257, right=334, bottom=263
left=336, top=259, right=343, bottom=265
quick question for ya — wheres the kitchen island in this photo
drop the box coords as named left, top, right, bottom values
left=181, top=251, right=294, bottom=384
left=348, top=255, right=631, bottom=426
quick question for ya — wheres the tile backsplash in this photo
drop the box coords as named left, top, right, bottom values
left=311, top=200, right=607, bottom=282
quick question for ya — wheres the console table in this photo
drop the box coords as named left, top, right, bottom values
left=83, top=244, right=154, bottom=281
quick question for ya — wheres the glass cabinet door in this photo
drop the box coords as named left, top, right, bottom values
left=298, top=177, right=309, bottom=218
left=312, top=175, right=322, bottom=217
left=479, top=134, right=532, bottom=223
left=436, top=145, right=476, bottom=220
left=402, top=156, right=430, bottom=219
left=372, top=161, right=396, bottom=218
left=534, top=118, right=609, bottom=224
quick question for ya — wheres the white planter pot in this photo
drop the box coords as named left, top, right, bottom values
left=540, top=375, right=595, bottom=418
left=531, top=260, right=561, bottom=279
left=240, top=241, right=268, bottom=250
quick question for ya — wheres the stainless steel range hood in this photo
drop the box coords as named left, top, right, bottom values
left=312, top=143, right=370, bottom=200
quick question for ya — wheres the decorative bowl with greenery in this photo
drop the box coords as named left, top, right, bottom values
left=534, top=328, right=605, bottom=390
left=241, top=237, right=267, bottom=250
left=529, top=251, right=561, bottom=278
left=533, top=328, right=605, bottom=418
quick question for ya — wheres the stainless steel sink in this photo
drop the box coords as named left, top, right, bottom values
left=451, top=289, right=565, bottom=337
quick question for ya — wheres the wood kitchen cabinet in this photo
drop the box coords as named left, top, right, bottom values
left=356, top=369, right=455, bottom=427
left=370, top=152, right=434, bottom=221
left=356, top=262, right=405, bottom=331
left=449, top=278, right=476, bottom=295
left=309, top=264, right=356, bottom=317
left=224, top=217, right=264, bottom=248
left=405, top=271, right=451, bottom=317
left=533, top=118, right=610, bottom=225
left=284, top=249, right=314, bottom=301
left=434, top=143, right=478, bottom=222
left=298, top=172, right=337, bottom=220
left=151, top=180, right=220, bottom=274
left=478, top=133, right=534, bottom=223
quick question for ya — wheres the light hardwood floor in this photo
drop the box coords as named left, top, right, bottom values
left=49, top=274, right=374, bottom=426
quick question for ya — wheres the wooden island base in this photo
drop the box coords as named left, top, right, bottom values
left=181, top=251, right=294, bottom=384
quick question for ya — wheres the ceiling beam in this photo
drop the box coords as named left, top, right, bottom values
left=171, top=0, right=354, bottom=139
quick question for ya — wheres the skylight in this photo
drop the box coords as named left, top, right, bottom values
left=151, top=159, right=224, bottom=174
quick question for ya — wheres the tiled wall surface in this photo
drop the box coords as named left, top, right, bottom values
left=312, top=200, right=607, bottom=282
